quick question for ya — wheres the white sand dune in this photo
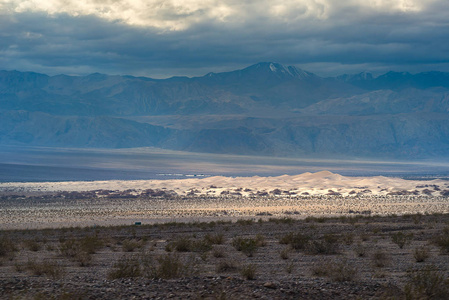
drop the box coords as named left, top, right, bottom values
left=1, top=171, right=449, bottom=229
left=1, top=170, right=447, bottom=197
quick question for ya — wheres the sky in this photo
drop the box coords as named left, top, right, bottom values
left=1, top=0, right=449, bottom=78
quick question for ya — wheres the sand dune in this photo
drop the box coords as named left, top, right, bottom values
left=1, top=170, right=448, bottom=197
left=1, top=171, right=448, bottom=229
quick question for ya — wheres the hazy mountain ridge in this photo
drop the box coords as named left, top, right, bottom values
left=1, top=63, right=449, bottom=158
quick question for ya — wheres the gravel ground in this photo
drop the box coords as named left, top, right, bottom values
left=1, top=212, right=448, bottom=299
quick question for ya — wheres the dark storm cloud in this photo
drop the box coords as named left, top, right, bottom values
left=1, top=0, right=449, bottom=77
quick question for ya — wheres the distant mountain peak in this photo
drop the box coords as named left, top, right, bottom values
left=246, top=62, right=314, bottom=79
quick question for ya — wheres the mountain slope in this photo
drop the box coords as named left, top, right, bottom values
left=1, top=63, right=449, bottom=159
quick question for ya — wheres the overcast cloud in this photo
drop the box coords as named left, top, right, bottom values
left=0, top=0, right=448, bottom=77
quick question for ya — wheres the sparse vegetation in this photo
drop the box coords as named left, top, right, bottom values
left=241, top=264, right=256, bottom=280
left=372, top=249, right=390, bottom=268
left=391, top=232, right=413, bottom=249
left=413, top=246, right=430, bottom=262
left=311, top=259, right=357, bottom=282
left=26, top=259, right=63, bottom=279
left=0, top=236, right=17, bottom=258
left=404, top=265, right=449, bottom=299
left=121, top=239, right=144, bottom=252
left=1, top=212, right=449, bottom=299
left=305, top=234, right=340, bottom=255
left=216, top=260, right=238, bottom=273
left=232, top=237, right=258, bottom=257
left=280, top=247, right=290, bottom=259
left=107, top=255, right=141, bottom=279
left=279, top=232, right=310, bottom=250
left=434, top=226, right=449, bottom=253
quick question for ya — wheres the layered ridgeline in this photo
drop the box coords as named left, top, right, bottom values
left=1, top=62, right=449, bottom=158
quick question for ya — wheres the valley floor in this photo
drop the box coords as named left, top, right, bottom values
left=1, top=214, right=448, bottom=299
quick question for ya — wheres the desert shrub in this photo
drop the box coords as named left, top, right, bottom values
left=413, top=246, right=430, bottom=263
left=279, top=232, right=310, bottom=250
left=26, top=260, right=63, bottom=279
left=241, top=264, right=257, bottom=280
left=168, top=236, right=212, bottom=253
left=343, top=233, right=354, bottom=245
left=330, top=260, right=358, bottom=282
left=232, top=237, right=258, bottom=257
left=59, top=237, right=100, bottom=266
left=305, top=216, right=326, bottom=223
left=311, top=259, right=357, bottom=282
left=171, top=236, right=192, bottom=252
left=79, top=235, right=104, bottom=254
left=150, top=253, right=190, bottom=279
left=404, top=265, right=449, bottom=299
left=204, top=233, right=225, bottom=245
left=372, top=249, right=390, bottom=268
left=212, top=246, right=226, bottom=258
left=305, top=234, right=340, bottom=255
left=255, top=234, right=267, bottom=247
left=24, top=239, right=41, bottom=252
left=391, top=232, right=413, bottom=249
left=236, top=219, right=254, bottom=226
left=434, top=227, right=449, bottom=253
left=280, top=247, right=290, bottom=260
left=59, top=239, right=79, bottom=258
left=268, top=217, right=295, bottom=224
left=354, top=242, right=368, bottom=257
left=0, top=236, right=17, bottom=258
left=285, top=262, right=294, bottom=274
left=107, top=256, right=141, bottom=279
left=216, top=260, right=238, bottom=273
left=122, top=239, right=144, bottom=252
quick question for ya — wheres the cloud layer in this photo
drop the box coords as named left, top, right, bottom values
left=0, top=0, right=448, bottom=77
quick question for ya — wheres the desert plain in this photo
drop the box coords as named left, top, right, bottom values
left=1, top=171, right=449, bottom=299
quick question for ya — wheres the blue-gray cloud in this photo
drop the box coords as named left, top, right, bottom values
left=0, top=0, right=448, bottom=77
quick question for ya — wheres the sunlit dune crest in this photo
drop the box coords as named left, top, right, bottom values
left=1, top=171, right=448, bottom=197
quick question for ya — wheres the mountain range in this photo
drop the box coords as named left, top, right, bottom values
left=1, top=62, right=449, bottom=159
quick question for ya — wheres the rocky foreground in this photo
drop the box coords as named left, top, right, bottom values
left=1, top=214, right=449, bottom=299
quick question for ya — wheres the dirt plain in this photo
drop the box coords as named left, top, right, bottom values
left=1, top=203, right=449, bottom=299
